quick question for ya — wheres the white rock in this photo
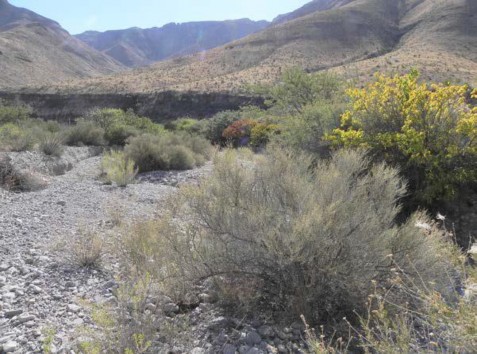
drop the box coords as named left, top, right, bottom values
left=3, top=341, right=19, bottom=352
left=67, top=304, right=81, bottom=313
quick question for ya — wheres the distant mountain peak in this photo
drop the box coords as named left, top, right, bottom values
left=76, top=19, right=270, bottom=67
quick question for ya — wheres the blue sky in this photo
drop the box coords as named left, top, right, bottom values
left=10, top=0, right=311, bottom=34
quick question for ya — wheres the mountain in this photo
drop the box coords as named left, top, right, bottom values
left=0, top=0, right=124, bottom=88
left=76, top=19, right=270, bottom=68
left=272, top=0, right=353, bottom=25
left=33, top=0, right=477, bottom=93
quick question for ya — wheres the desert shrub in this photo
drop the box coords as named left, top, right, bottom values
left=165, top=117, right=204, bottom=135
left=76, top=275, right=157, bottom=354
left=0, top=123, right=35, bottom=152
left=275, top=101, right=343, bottom=154
left=101, top=150, right=137, bottom=187
left=125, top=133, right=211, bottom=172
left=252, top=68, right=343, bottom=115
left=65, top=120, right=106, bottom=146
left=144, top=148, right=458, bottom=325
left=0, top=100, right=31, bottom=124
left=105, top=124, right=140, bottom=146
left=222, top=119, right=258, bottom=147
left=86, top=108, right=164, bottom=145
left=0, top=155, right=46, bottom=192
left=39, top=133, right=64, bottom=157
left=221, top=119, right=281, bottom=148
left=204, top=110, right=241, bottom=145
left=357, top=278, right=477, bottom=353
left=250, top=122, right=281, bottom=147
left=328, top=71, right=477, bottom=203
left=55, top=228, right=104, bottom=268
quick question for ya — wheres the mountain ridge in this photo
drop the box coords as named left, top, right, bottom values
left=0, top=0, right=124, bottom=88
left=75, top=19, right=270, bottom=67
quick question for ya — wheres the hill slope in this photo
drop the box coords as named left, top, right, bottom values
left=76, top=19, right=270, bottom=68
left=0, top=0, right=124, bottom=88
left=42, top=0, right=477, bottom=93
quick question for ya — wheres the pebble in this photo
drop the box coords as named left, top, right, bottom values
left=67, top=304, right=81, bottom=313
left=16, top=314, right=35, bottom=324
left=3, top=341, right=19, bottom=352
left=4, top=309, right=23, bottom=318
left=245, top=332, right=262, bottom=346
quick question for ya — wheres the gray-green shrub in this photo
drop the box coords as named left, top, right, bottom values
left=144, top=148, right=458, bottom=324
left=65, top=120, right=106, bottom=146
left=125, top=133, right=211, bottom=172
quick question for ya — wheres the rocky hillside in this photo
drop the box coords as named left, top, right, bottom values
left=0, top=0, right=124, bottom=88
left=76, top=19, right=269, bottom=68
left=56, top=0, right=477, bottom=93
left=272, top=0, right=353, bottom=25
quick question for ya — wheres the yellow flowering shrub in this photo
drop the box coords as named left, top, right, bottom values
left=328, top=71, right=477, bottom=202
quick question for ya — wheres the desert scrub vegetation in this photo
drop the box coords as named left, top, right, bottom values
left=246, top=68, right=345, bottom=154
left=164, top=117, right=204, bottom=135
left=76, top=275, right=157, bottom=354
left=328, top=70, right=477, bottom=204
left=65, top=120, right=107, bottom=147
left=101, top=150, right=137, bottom=187
left=0, top=155, right=46, bottom=192
left=65, top=109, right=166, bottom=148
left=38, top=132, right=64, bottom=157
left=85, top=108, right=164, bottom=146
left=52, top=228, right=104, bottom=268
left=118, top=148, right=461, bottom=331
left=124, top=132, right=212, bottom=172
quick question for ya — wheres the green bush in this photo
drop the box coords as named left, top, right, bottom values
left=275, top=101, right=342, bottom=154
left=0, top=100, right=31, bottom=124
left=65, top=120, right=106, bottom=146
left=251, top=68, right=343, bottom=115
left=105, top=124, right=140, bottom=146
left=165, top=117, right=204, bottom=135
left=0, top=123, right=34, bottom=152
left=146, top=148, right=458, bottom=325
left=125, top=133, right=211, bottom=172
left=86, top=108, right=164, bottom=145
left=101, top=150, right=137, bottom=187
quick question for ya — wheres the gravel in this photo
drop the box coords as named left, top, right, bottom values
left=0, top=148, right=308, bottom=353
left=0, top=148, right=213, bottom=352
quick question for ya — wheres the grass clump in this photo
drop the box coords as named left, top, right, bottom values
left=39, top=133, right=64, bottom=157
left=101, top=150, right=137, bottom=187
left=54, top=228, right=104, bottom=268
left=125, top=133, right=211, bottom=173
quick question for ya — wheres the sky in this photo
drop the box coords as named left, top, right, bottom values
left=10, top=0, right=311, bottom=34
